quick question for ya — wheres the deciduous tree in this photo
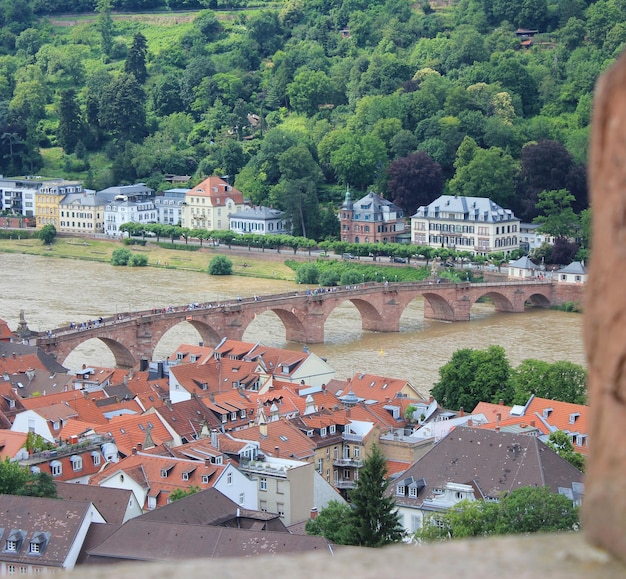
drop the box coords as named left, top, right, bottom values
left=431, top=345, right=514, bottom=411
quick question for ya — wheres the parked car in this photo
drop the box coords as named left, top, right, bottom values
left=342, top=253, right=357, bottom=260
left=392, top=256, right=407, bottom=263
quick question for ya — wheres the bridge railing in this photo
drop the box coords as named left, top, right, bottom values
left=37, top=279, right=553, bottom=339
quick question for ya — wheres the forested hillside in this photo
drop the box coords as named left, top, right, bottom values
left=0, top=0, right=614, bottom=241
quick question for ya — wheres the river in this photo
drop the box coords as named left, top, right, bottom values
left=0, top=253, right=586, bottom=398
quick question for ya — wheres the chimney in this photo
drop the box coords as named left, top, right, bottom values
left=459, top=407, right=464, bottom=417
left=260, top=422, right=268, bottom=437
left=499, top=399, right=504, bottom=405
left=530, top=420, right=536, bottom=427
left=205, top=458, right=211, bottom=467
left=274, top=446, right=280, bottom=458
left=310, top=507, right=318, bottom=520
left=123, top=375, right=128, bottom=386
left=132, top=446, right=137, bottom=455
left=137, top=442, right=143, bottom=451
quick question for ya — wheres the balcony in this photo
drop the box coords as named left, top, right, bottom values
left=342, top=432, right=363, bottom=443
left=333, top=457, right=363, bottom=468
left=20, top=434, right=115, bottom=466
left=334, top=478, right=357, bottom=489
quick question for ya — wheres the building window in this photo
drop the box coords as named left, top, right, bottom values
left=50, top=461, right=62, bottom=477
left=182, top=472, right=189, bottom=481
left=227, top=472, right=232, bottom=485
left=397, top=485, right=405, bottom=496
left=317, top=458, right=323, bottom=472
left=329, top=425, right=336, bottom=434
left=320, top=427, right=327, bottom=436
left=277, top=503, right=285, bottom=518
left=202, top=474, right=210, bottom=484
left=92, top=453, right=101, bottom=466
left=260, top=477, right=267, bottom=491
left=71, top=456, right=82, bottom=471
left=6, top=540, right=18, bottom=552
left=230, top=412, right=237, bottom=421
left=409, top=487, right=418, bottom=498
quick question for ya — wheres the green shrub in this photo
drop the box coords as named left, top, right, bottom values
left=319, top=269, right=341, bottom=287
left=111, top=247, right=132, bottom=266
left=129, top=253, right=148, bottom=267
left=123, top=238, right=147, bottom=246
left=296, top=263, right=319, bottom=285
left=340, top=270, right=365, bottom=285
left=208, top=255, right=233, bottom=275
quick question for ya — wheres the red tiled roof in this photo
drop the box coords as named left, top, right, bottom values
left=236, top=419, right=316, bottom=460
left=105, top=413, right=174, bottom=457
left=191, top=176, right=245, bottom=204
left=90, top=452, right=227, bottom=509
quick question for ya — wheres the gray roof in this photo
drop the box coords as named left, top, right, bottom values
left=86, top=519, right=331, bottom=562
left=55, top=482, right=134, bottom=525
left=98, top=184, right=153, bottom=196
left=557, top=261, right=586, bottom=275
left=393, top=427, right=584, bottom=507
left=345, top=191, right=403, bottom=221
left=59, top=193, right=105, bottom=207
left=230, top=206, right=286, bottom=220
left=136, top=487, right=285, bottom=530
left=0, top=495, right=96, bottom=568
left=509, top=256, right=539, bottom=270
left=412, top=195, right=517, bottom=222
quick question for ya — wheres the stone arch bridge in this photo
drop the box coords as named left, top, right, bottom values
left=35, top=280, right=565, bottom=368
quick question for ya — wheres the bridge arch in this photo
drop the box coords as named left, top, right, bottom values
left=469, top=290, right=516, bottom=313
left=422, top=292, right=456, bottom=321
left=62, top=337, right=136, bottom=369
left=525, top=292, right=552, bottom=307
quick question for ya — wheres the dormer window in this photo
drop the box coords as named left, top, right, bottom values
left=70, top=455, right=82, bottom=471
left=177, top=352, right=184, bottom=360
left=202, top=474, right=210, bottom=484
left=50, top=460, right=62, bottom=477
left=28, top=532, right=49, bottom=556
left=396, top=485, right=405, bottom=496
left=320, top=427, right=327, bottom=436
left=569, top=413, right=580, bottom=424
left=161, top=469, right=168, bottom=478
left=221, top=414, right=227, bottom=423
left=329, top=425, right=336, bottom=434
left=4, top=530, right=25, bottom=554
left=52, top=421, right=60, bottom=430
left=543, top=408, right=553, bottom=418
left=230, top=412, right=237, bottom=421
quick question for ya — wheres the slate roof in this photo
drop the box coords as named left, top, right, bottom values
left=229, top=206, right=286, bottom=220
left=86, top=520, right=331, bottom=562
left=393, top=427, right=584, bottom=509
left=0, top=495, right=99, bottom=569
left=55, top=481, right=135, bottom=525
left=412, top=195, right=517, bottom=222
left=342, top=191, right=404, bottom=221
left=556, top=261, right=587, bottom=275
left=509, top=256, right=539, bottom=270
left=137, top=487, right=286, bottom=531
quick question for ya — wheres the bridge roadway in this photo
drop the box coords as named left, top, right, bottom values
left=35, top=280, right=558, bottom=368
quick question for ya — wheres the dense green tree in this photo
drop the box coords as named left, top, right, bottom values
left=287, top=69, right=333, bottom=116
left=57, top=88, right=83, bottom=154
left=417, top=486, right=579, bottom=542
left=305, top=500, right=354, bottom=544
left=124, top=32, right=148, bottom=84
left=208, top=255, right=233, bottom=275
left=96, top=0, right=114, bottom=59
left=18, top=472, right=57, bottom=498
left=533, top=189, right=580, bottom=239
left=99, top=73, right=147, bottom=143
left=546, top=431, right=585, bottom=471
left=511, top=359, right=587, bottom=405
left=296, top=262, right=319, bottom=284
left=0, top=457, right=29, bottom=494
left=348, top=444, right=404, bottom=547
left=38, top=224, right=56, bottom=245
left=448, top=146, right=518, bottom=208
left=431, top=345, right=514, bottom=411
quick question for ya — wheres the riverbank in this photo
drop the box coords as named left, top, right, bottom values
left=0, top=235, right=299, bottom=281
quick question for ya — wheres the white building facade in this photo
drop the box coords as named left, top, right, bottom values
left=411, top=195, right=520, bottom=256
left=229, top=206, right=291, bottom=236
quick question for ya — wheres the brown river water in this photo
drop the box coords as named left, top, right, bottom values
left=0, top=253, right=586, bottom=397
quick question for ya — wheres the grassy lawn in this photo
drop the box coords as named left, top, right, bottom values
left=0, top=236, right=297, bottom=281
